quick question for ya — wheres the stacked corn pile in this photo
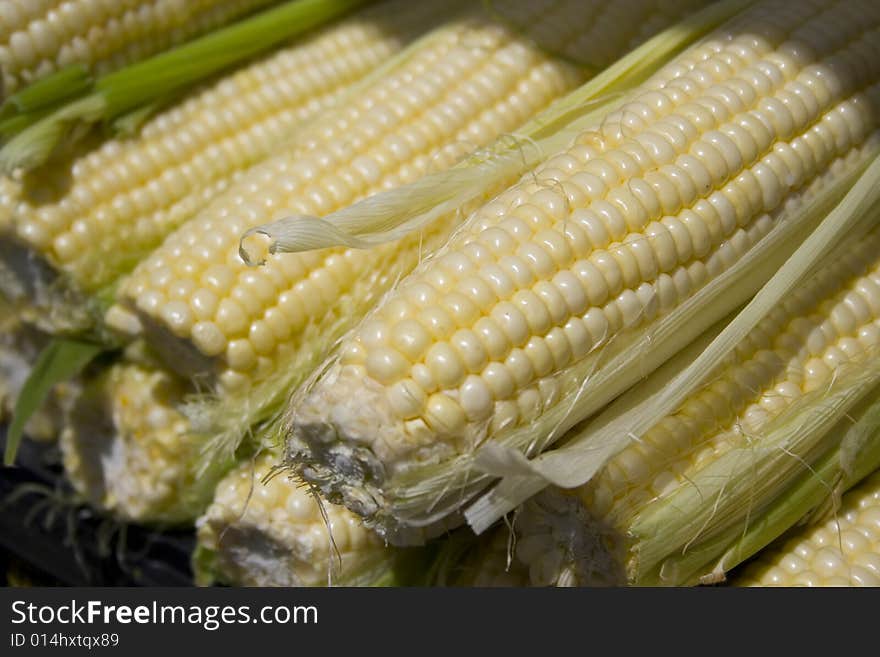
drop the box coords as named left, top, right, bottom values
left=4, top=0, right=880, bottom=588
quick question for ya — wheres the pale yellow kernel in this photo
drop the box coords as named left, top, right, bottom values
left=365, top=347, right=410, bottom=385
left=473, top=316, right=509, bottom=360
left=202, top=264, right=236, bottom=293
left=286, top=491, right=317, bottom=522
left=358, top=319, right=388, bottom=348
left=192, top=321, right=227, bottom=357
left=190, top=288, right=219, bottom=320
left=441, top=292, right=480, bottom=327
left=215, top=298, right=248, bottom=335
left=451, top=329, right=488, bottom=374
left=489, top=399, right=519, bottom=436
left=552, top=271, right=588, bottom=316
left=389, top=319, right=431, bottom=362
left=263, top=307, right=293, bottom=341
left=277, top=291, right=306, bottom=330
left=491, top=301, right=530, bottom=347
left=421, top=307, right=455, bottom=340
left=513, top=289, right=552, bottom=335
left=410, top=363, right=437, bottom=395
left=505, top=349, right=535, bottom=389
left=459, top=375, right=493, bottom=422
left=582, top=307, right=610, bottom=345
left=387, top=379, right=427, bottom=419
left=500, top=254, right=536, bottom=290
left=802, top=357, right=831, bottom=392
left=424, top=393, right=466, bottom=435
left=679, top=209, right=712, bottom=257
left=516, top=387, right=542, bottom=424
left=837, top=336, right=864, bottom=361
left=159, top=301, right=193, bottom=336
left=482, top=362, right=514, bottom=400
left=425, top=342, right=466, bottom=389
left=456, top=275, right=496, bottom=309
left=572, top=259, right=610, bottom=306
left=248, top=320, right=276, bottom=356
left=479, top=264, right=516, bottom=299
left=563, top=318, right=591, bottom=361
left=226, top=339, right=257, bottom=372
left=518, top=242, right=557, bottom=279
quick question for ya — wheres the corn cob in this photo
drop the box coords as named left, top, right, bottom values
left=286, top=0, right=880, bottom=541
left=194, top=450, right=405, bottom=586
left=60, top=359, right=210, bottom=522
left=736, top=470, right=880, bottom=587
left=0, top=0, right=443, bottom=334
left=195, top=450, right=527, bottom=586
left=107, top=0, right=704, bottom=476
left=510, top=223, right=880, bottom=586
left=0, top=0, right=282, bottom=97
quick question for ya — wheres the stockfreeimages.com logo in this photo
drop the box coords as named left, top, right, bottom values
left=11, top=600, right=317, bottom=631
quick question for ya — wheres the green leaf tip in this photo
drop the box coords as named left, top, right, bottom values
left=4, top=338, right=104, bottom=466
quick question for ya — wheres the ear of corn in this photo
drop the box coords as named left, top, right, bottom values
left=0, top=0, right=282, bottom=97
left=59, top=358, right=228, bottom=523
left=735, top=468, right=880, bottom=587
left=508, top=219, right=880, bottom=585
left=194, top=448, right=526, bottom=586
left=193, top=450, right=416, bottom=586
left=0, top=0, right=444, bottom=335
left=285, top=0, right=880, bottom=542
left=103, top=0, right=706, bottom=494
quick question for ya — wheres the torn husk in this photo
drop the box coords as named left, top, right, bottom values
left=505, top=217, right=880, bottom=586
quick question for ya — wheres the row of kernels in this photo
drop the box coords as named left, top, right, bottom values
left=461, top=13, right=872, bottom=252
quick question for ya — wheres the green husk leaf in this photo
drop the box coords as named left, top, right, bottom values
left=112, top=101, right=168, bottom=137
left=0, top=0, right=371, bottom=173
left=1, top=65, right=92, bottom=116
left=243, top=0, right=756, bottom=257
left=4, top=338, right=104, bottom=465
left=0, top=109, right=51, bottom=141
left=0, top=96, right=106, bottom=172
left=463, top=148, right=880, bottom=535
